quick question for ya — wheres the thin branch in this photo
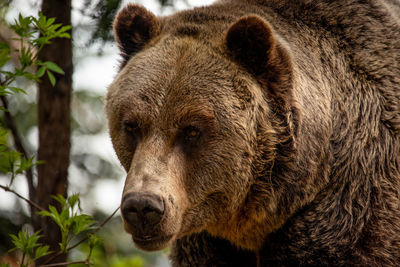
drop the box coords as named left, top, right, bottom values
left=42, top=206, right=120, bottom=265
left=1, top=185, right=120, bottom=266
left=0, top=95, right=32, bottom=160
left=39, top=259, right=89, bottom=267
left=41, top=251, right=62, bottom=266
left=0, top=95, right=36, bottom=204
left=0, top=184, right=44, bottom=211
left=98, top=205, right=120, bottom=229
left=68, top=206, right=120, bottom=250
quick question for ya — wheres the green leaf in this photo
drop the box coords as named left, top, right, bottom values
left=71, top=214, right=94, bottom=235
left=47, top=70, right=56, bottom=86
left=58, top=33, right=71, bottom=39
left=44, top=61, right=64, bottom=74
left=52, top=194, right=67, bottom=208
left=8, top=87, right=27, bottom=95
left=60, top=207, right=70, bottom=222
left=7, top=229, right=53, bottom=267
left=18, top=45, right=34, bottom=67
left=48, top=205, right=60, bottom=218
left=37, top=160, right=45, bottom=165
left=0, top=129, right=8, bottom=146
left=9, top=233, right=21, bottom=250
left=33, top=36, right=50, bottom=46
left=37, top=66, right=46, bottom=78
left=12, top=14, right=33, bottom=37
left=59, top=25, right=72, bottom=33
left=46, top=17, right=56, bottom=27
left=23, top=72, right=39, bottom=82
left=0, top=90, right=12, bottom=96
left=88, top=234, right=103, bottom=249
left=34, top=245, right=52, bottom=260
left=68, top=194, right=81, bottom=211
left=0, top=70, right=15, bottom=75
left=0, top=42, right=11, bottom=68
left=47, top=23, right=62, bottom=33
left=55, top=25, right=72, bottom=39
left=33, top=13, right=46, bottom=30
left=37, top=210, right=53, bottom=218
left=0, top=150, right=21, bottom=174
left=0, top=55, right=10, bottom=69
left=16, top=156, right=35, bottom=174
left=9, top=230, right=42, bottom=256
left=40, top=205, right=64, bottom=230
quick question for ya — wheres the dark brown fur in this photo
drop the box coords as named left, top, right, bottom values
left=106, top=0, right=400, bottom=266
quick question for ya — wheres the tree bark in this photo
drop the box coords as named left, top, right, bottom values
left=35, top=0, right=72, bottom=265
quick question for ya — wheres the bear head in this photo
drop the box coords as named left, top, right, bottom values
left=106, top=4, right=299, bottom=251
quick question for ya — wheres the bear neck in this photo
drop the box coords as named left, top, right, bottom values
left=208, top=104, right=400, bottom=264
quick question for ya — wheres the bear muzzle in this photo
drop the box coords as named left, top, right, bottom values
left=121, top=192, right=174, bottom=250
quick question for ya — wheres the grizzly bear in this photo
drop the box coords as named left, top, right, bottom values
left=105, top=0, right=400, bottom=266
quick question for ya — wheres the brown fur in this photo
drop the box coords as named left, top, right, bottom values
left=106, top=0, right=400, bottom=265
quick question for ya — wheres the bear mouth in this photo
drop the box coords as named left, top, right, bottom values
left=132, top=234, right=174, bottom=251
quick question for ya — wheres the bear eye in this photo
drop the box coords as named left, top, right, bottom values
left=182, top=125, right=201, bottom=142
left=123, top=121, right=141, bottom=138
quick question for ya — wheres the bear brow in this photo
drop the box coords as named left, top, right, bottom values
left=176, top=107, right=216, bottom=126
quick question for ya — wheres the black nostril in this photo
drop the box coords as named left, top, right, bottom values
left=121, top=193, right=165, bottom=228
left=124, top=207, right=139, bottom=227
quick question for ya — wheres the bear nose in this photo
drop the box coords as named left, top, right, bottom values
left=121, top=193, right=165, bottom=229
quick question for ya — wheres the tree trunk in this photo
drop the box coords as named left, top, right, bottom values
left=35, top=0, right=72, bottom=265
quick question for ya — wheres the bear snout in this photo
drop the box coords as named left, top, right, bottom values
left=121, top=192, right=165, bottom=232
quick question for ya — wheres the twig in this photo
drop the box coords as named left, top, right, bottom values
left=0, top=184, right=44, bottom=211
left=98, top=206, right=120, bottom=229
left=42, top=206, right=120, bottom=265
left=41, top=251, right=63, bottom=266
left=68, top=206, right=120, bottom=250
left=39, top=259, right=89, bottom=267
left=0, top=95, right=37, bottom=208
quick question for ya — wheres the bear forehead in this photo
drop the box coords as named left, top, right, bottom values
left=108, top=36, right=248, bottom=119
left=163, top=5, right=238, bottom=38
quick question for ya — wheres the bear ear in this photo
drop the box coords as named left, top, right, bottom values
left=114, top=4, right=160, bottom=61
left=226, top=15, right=299, bottom=135
left=226, top=15, right=276, bottom=76
left=225, top=15, right=293, bottom=92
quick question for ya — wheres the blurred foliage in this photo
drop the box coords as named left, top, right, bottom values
left=1, top=194, right=105, bottom=267
left=8, top=230, right=52, bottom=266
left=0, top=11, right=89, bottom=267
left=83, top=0, right=123, bottom=45
left=77, top=0, right=187, bottom=52
left=0, top=10, right=71, bottom=183
left=37, top=194, right=96, bottom=253
left=0, top=212, right=26, bottom=255
left=0, top=1, right=11, bottom=20
left=0, top=0, right=183, bottom=266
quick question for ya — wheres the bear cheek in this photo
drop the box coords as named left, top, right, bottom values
left=106, top=111, right=134, bottom=171
left=111, top=136, right=133, bottom=171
